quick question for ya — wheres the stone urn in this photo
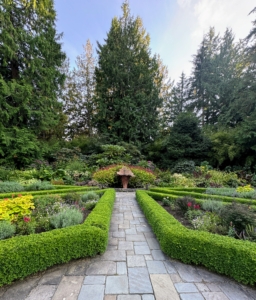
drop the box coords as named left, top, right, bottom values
left=117, top=166, right=135, bottom=189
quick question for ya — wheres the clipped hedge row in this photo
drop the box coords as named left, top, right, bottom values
left=0, top=188, right=115, bottom=286
left=150, top=187, right=256, bottom=205
left=136, top=190, right=256, bottom=285
left=0, top=186, right=99, bottom=200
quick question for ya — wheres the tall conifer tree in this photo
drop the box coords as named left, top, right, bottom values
left=94, top=1, right=163, bottom=147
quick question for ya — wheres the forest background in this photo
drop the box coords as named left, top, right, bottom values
left=1, top=0, right=256, bottom=175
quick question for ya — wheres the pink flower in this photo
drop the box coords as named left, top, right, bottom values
left=23, top=216, right=31, bottom=223
left=187, top=202, right=192, bottom=207
left=194, top=204, right=200, bottom=210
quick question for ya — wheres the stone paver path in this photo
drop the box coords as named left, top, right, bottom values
left=1, top=192, right=256, bottom=300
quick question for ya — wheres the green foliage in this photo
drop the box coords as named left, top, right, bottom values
left=62, top=193, right=81, bottom=205
left=0, top=181, right=24, bottom=193
left=206, top=187, right=256, bottom=199
left=84, top=200, right=98, bottom=210
left=92, top=164, right=156, bottom=188
left=162, top=197, right=171, bottom=206
left=136, top=190, right=256, bottom=285
left=94, top=2, right=163, bottom=146
left=25, top=181, right=54, bottom=191
left=175, top=196, right=195, bottom=213
left=81, top=191, right=100, bottom=203
left=220, top=203, right=256, bottom=234
left=50, top=208, right=83, bottom=229
left=201, top=200, right=225, bottom=213
left=172, top=160, right=195, bottom=174
left=191, top=212, right=223, bottom=233
left=0, top=221, right=16, bottom=240
left=16, top=218, right=37, bottom=235
left=0, top=189, right=115, bottom=286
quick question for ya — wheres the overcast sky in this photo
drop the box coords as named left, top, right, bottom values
left=54, top=0, right=255, bottom=82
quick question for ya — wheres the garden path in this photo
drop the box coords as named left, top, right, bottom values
left=0, top=192, right=256, bottom=300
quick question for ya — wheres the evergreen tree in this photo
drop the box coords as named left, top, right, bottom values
left=0, top=0, right=65, bottom=167
left=94, top=1, right=163, bottom=147
left=62, top=40, right=96, bottom=139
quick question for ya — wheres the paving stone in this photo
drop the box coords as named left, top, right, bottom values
left=133, top=213, right=144, bottom=217
left=170, top=274, right=182, bottom=283
left=130, top=220, right=141, bottom=225
left=127, top=255, right=146, bottom=267
left=196, top=283, right=210, bottom=292
left=105, top=275, right=129, bottom=294
left=78, top=284, right=104, bottom=300
left=1, top=276, right=41, bottom=300
left=151, top=250, right=165, bottom=261
left=84, top=276, right=106, bottom=285
left=134, top=245, right=151, bottom=255
left=144, top=232, right=155, bottom=238
left=146, top=238, right=160, bottom=250
left=113, top=231, right=126, bottom=238
left=173, top=261, right=202, bottom=282
left=108, top=245, right=118, bottom=250
left=86, top=261, right=116, bottom=275
left=180, top=293, right=204, bottom=300
left=175, top=283, right=198, bottom=293
left=109, top=238, right=119, bottom=246
left=117, top=295, right=141, bottom=300
left=202, top=291, right=230, bottom=300
left=125, top=228, right=137, bottom=235
left=134, top=241, right=148, bottom=247
left=146, top=261, right=167, bottom=274
left=126, top=250, right=135, bottom=255
left=144, top=255, right=153, bottom=261
left=66, top=259, right=91, bottom=276
left=25, top=285, right=57, bottom=300
left=126, top=234, right=146, bottom=242
left=117, top=262, right=127, bottom=275
left=163, top=261, right=176, bottom=274
left=219, top=282, right=251, bottom=300
left=104, top=296, right=117, bottom=300
left=128, top=267, right=153, bottom=294
left=38, top=266, right=66, bottom=285
left=52, top=276, right=83, bottom=300
left=118, top=241, right=134, bottom=250
left=246, top=287, right=256, bottom=299
left=101, top=250, right=126, bottom=261
left=141, top=295, right=155, bottom=300
left=197, top=268, right=225, bottom=283
left=136, top=226, right=151, bottom=233
left=150, top=274, right=179, bottom=300
left=207, top=283, right=221, bottom=292
left=119, top=224, right=130, bottom=229
left=124, top=215, right=134, bottom=220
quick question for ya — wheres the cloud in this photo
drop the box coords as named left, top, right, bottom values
left=177, top=0, right=191, bottom=9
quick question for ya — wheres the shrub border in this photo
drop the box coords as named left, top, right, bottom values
left=0, top=188, right=115, bottom=286
left=136, top=190, right=256, bottom=285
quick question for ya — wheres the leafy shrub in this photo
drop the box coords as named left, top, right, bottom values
left=62, top=193, right=81, bottom=205
left=81, top=191, right=99, bottom=203
left=162, top=197, right=171, bottom=206
left=85, top=200, right=98, bottom=210
left=92, top=165, right=156, bottom=187
left=33, top=195, right=64, bottom=216
left=207, top=170, right=240, bottom=187
left=185, top=209, right=203, bottom=221
left=236, top=185, right=254, bottom=193
left=175, top=196, right=196, bottom=213
left=0, top=221, right=16, bottom=240
left=172, top=160, right=196, bottom=174
left=201, top=200, right=225, bottom=213
left=50, top=208, right=83, bottom=229
left=206, top=187, right=256, bottom=199
left=191, top=212, right=223, bottom=233
left=171, top=174, right=195, bottom=187
left=25, top=181, right=54, bottom=191
left=0, top=195, right=34, bottom=221
left=51, top=179, right=65, bottom=185
left=0, top=181, right=24, bottom=193
left=16, top=217, right=36, bottom=235
left=220, top=203, right=256, bottom=234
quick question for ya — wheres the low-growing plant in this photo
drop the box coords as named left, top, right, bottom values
left=206, top=187, right=256, bottom=199
left=162, top=197, right=171, bottom=206
left=50, top=208, right=83, bottom=229
left=25, top=181, right=54, bottom=191
left=0, top=181, right=24, bottom=193
left=185, top=209, right=203, bottom=221
left=33, top=195, right=64, bottom=216
left=236, top=185, right=254, bottom=193
left=171, top=174, right=195, bottom=187
left=201, top=200, right=225, bottom=213
left=84, top=200, right=98, bottom=210
left=62, top=193, right=81, bottom=205
left=81, top=191, right=99, bottom=203
left=0, top=221, right=16, bottom=240
left=220, top=203, right=256, bottom=234
left=191, top=212, right=223, bottom=233
left=16, top=216, right=37, bottom=235
left=175, top=196, right=196, bottom=213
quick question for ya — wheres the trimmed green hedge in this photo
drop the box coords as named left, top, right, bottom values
left=0, top=186, right=99, bottom=200
left=0, top=188, right=115, bottom=286
left=150, top=187, right=256, bottom=205
left=136, top=190, right=256, bottom=285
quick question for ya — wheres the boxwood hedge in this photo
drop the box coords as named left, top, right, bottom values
left=136, top=190, right=256, bottom=285
left=0, top=188, right=115, bottom=286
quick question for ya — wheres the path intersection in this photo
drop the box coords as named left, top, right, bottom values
left=0, top=192, right=256, bottom=300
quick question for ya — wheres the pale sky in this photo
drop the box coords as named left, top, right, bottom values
left=54, top=0, right=255, bottom=82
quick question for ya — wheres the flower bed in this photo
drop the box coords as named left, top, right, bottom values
left=136, top=190, right=256, bottom=285
left=0, top=188, right=115, bottom=286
